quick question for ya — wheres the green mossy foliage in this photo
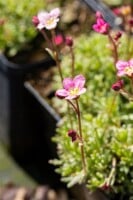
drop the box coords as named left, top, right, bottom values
left=0, top=0, right=45, bottom=56
left=51, top=32, right=133, bottom=197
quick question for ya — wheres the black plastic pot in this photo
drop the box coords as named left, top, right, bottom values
left=69, top=184, right=110, bottom=200
left=0, top=53, right=62, bottom=187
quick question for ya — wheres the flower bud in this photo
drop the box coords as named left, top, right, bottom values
left=112, top=80, right=124, bottom=91
left=100, top=182, right=110, bottom=190
left=128, top=18, right=133, bottom=26
left=96, top=11, right=102, bottom=18
left=68, top=130, right=77, bottom=142
left=53, top=34, right=64, bottom=46
left=114, top=31, right=122, bottom=41
left=32, top=16, right=39, bottom=26
left=65, top=36, right=73, bottom=47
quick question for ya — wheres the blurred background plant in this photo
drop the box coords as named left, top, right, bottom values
left=101, top=0, right=123, bottom=6
left=0, top=0, right=46, bottom=57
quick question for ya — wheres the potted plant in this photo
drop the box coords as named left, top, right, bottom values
left=31, top=3, right=133, bottom=199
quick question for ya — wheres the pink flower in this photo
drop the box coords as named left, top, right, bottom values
left=93, top=17, right=109, bottom=34
left=116, top=59, right=133, bottom=77
left=112, top=80, right=124, bottom=91
left=35, top=8, right=60, bottom=30
left=55, top=75, right=86, bottom=100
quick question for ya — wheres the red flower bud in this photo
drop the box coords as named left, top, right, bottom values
left=114, top=31, right=122, bottom=41
left=112, top=80, right=124, bottom=91
left=68, top=130, right=77, bottom=142
left=53, top=34, right=64, bottom=46
left=101, top=182, right=110, bottom=190
left=32, top=16, right=39, bottom=26
left=65, top=36, right=73, bottom=47
left=128, top=18, right=133, bottom=26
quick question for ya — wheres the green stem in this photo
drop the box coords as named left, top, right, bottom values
left=75, top=99, right=86, bottom=174
left=106, top=157, right=116, bottom=186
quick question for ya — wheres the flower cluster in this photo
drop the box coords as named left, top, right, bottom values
left=92, top=10, right=133, bottom=101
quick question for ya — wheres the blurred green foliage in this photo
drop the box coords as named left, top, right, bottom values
left=51, top=32, right=133, bottom=198
left=102, top=0, right=123, bottom=6
left=0, top=0, right=45, bottom=57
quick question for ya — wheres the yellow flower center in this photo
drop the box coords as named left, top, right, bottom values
left=69, top=87, right=79, bottom=96
left=124, top=66, right=133, bottom=76
left=46, top=17, right=55, bottom=26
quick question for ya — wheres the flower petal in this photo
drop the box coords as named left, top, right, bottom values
left=55, top=89, right=68, bottom=98
left=73, top=75, right=86, bottom=89
left=63, top=78, right=74, bottom=90
left=116, top=60, right=129, bottom=77
left=50, top=8, right=60, bottom=17
left=37, top=23, right=45, bottom=30
left=65, top=95, right=78, bottom=100
left=117, top=71, right=126, bottom=77
left=78, top=88, right=86, bottom=95
left=37, top=11, right=48, bottom=22
left=129, top=59, right=133, bottom=66
left=116, top=60, right=128, bottom=70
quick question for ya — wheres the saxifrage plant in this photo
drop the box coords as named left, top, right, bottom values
left=33, top=4, right=133, bottom=199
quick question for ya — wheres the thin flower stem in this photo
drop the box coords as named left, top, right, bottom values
left=67, top=103, right=74, bottom=129
left=107, top=93, right=117, bottom=115
left=67, top=100, right=78, bottom=113
left=51, top=29, right=63, bottom=82
left=120, top=88, right=133, bottom=101
left=40, top=29, right=53, bottom=50
left=108, top=33, right=118, bottom=66
left=70, top=46, right=75, bottom=77
left=130, top=77, right=133, bottom=94
left=75, top=99, right=86, bottom=174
